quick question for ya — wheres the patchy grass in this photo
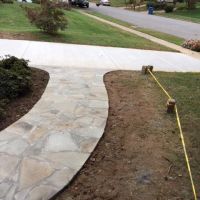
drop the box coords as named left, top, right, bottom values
left=86, top=10, right=184, bottom=45
left=158, top=2, right=200, bottom=23
left=154, top=72, right=200, bottom=185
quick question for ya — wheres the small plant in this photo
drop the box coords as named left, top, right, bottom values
left=0, top=56, right=32, bottom=120
left=25, top=0, right=68, bottom=34
left=0, top=56, right=32, bottom=99
left=164, top=5, right=174, bottom=13
left=182, top=40, right=200, bottom=52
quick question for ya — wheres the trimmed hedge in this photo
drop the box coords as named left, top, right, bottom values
left=0, top=56, right=32, bottom=119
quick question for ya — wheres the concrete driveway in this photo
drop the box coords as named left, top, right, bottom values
left=88, top=3, right=200, bottom=40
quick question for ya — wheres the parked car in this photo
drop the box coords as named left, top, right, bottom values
left=71, top=0, right=89, bottom=7
left=100, top=0, right=110, bottom=6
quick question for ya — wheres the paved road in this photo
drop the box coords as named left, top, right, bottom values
left=88, top=3, right=200, bottom=40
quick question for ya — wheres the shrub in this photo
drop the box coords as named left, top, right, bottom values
left=2, top=0, right=13, bottom=3
left=164, top=5, right=174, bottom=12
left=0, top=56, right=32, bottom=120
left=182, top=40, right=200, bottom=52
left=25, top=0, right=68, bottom=34
left=0, top=56, right=32, bottom=119
left=0, top=56, right=32, bottom=100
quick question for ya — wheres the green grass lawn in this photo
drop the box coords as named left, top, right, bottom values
left=0, top=2, right=37, bottom=32
left=137, top=28, right=185, bottom=45
left=154, top=72, right=200, bottom=186
left=110, top=0, right=130, bottom=7
left=86, top=10, right=185, bottom=45
left=0, top=2, right=174, bottom=51
left=158, top=2, right=200, bottom=23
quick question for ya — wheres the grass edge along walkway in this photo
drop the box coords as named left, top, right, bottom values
left=79, top=10, right=200, bottom=60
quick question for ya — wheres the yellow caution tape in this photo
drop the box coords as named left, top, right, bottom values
left=147, top=69, right=197, bottom=200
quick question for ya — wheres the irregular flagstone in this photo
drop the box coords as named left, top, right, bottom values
left=0, top=139, right=29, bottom=156
left=1, top=39, right=200, bottom=200
left=44, top=167, right=76, bottom=188
left=44, top=132, right=78, bottom=152
left=0, top=182, right=12, bottom=198
left=19, top=158, right=54, bottom=190
left=0, top=154, right=19, bottom=182
left=27, top=185, right=57, bottom=200
left=41, top=151, right=90, bottom=170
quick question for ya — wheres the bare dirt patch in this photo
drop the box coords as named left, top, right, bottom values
left=0, top=32, right=38, bottom=41
left=54, top=71, right=193, bottom=200
left=0, top=67, right=49, bottom=131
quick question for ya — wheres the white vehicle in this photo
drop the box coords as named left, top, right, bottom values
left=100, top=0, right=110, bottom=6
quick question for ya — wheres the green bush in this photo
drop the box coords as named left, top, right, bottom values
left=25, top=0, right=68, bottom=34
left=1, top=0, right=13, bottom=3
left=0, top=56, right=31, bottom=99
left=0, top=56, right=32, bottom=119
left=164, top=5, right=174, bottom=12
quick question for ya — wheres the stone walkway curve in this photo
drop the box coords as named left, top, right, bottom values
left=0, top=39, right=200, bottom=200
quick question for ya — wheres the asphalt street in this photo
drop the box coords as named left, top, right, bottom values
left=88, top=3, right=200, bottom=40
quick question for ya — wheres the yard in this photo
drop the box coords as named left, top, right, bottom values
left=54, top=70, right=200, bottom=200
left=0, top=2, right=173, bottom=51
left=0, top=2, right=200, bottom=200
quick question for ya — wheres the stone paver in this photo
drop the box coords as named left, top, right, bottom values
left=0, top=39, right=200, bottom=200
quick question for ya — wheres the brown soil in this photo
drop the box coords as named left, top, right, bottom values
left=0, top=32, right=38, bottom=41
left=54, top=71, right=193, bottom=200
left=0, top=67, right=49, bottom=131
left=0, top=32, right=65, bottom=43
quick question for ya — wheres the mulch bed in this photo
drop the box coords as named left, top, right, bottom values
left=54, top=71, right=192, bottom=200
left=0, top=67, right=49, bottom=131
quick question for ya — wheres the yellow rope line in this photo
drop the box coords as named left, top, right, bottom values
left=148, top=69, right=172, bottom=99
left=147, top=69, right=197, bottom=200
left=175, top=105, right=197, bottom=200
